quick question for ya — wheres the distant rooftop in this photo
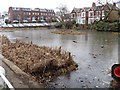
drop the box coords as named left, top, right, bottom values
left=10, top=7, right=54, bottom=12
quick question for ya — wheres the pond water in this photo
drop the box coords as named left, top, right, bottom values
left=0, top=29, right=118, bottom=88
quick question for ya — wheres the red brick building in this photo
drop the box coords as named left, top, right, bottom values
left=8, top=7, right=56, bottom=23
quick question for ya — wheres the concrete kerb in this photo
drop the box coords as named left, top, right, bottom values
left=1, top=55, right=44, bottom=88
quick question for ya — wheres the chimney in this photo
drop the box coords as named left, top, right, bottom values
left=113, top=3, right=116, bottom=7
left=92, top=2, right=96, bottom=7
left=112, top=3, right=117, bottom=10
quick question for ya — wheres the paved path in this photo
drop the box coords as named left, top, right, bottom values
left=0, top=54, right=28, bottom=88
left=2, top=61, right=29, bottom=88
left=0, top=54, right=44, bottom=89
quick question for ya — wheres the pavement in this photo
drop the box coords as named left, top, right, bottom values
left=0, top=54, right=44, bottom=89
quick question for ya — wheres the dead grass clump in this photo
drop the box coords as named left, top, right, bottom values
left=1, top=36, right=78, bottom=81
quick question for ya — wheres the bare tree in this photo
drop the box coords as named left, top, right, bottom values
left=56, top=4, right=69, bottom=22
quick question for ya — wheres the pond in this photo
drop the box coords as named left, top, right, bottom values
left=0, top=29, right=118, bottom=88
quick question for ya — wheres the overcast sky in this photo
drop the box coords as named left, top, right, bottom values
left=0, top=0, right=119, bottom=13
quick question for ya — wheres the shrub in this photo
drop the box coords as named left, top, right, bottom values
left=55, top=22, right=63, bottom=28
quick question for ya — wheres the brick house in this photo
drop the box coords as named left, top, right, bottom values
left=81, top=7, right=90, bottom=25
left=71, top=2, right=119, bottom=25
left=88, top=3, right=103, bottom=24
left=105, top=3, right=119, bottom=22
left=8, top=7, right=56, bottom=23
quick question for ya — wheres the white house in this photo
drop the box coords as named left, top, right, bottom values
left=71, top=8, right=82, bottom=24
left=76, top=9, right=82, bottom=24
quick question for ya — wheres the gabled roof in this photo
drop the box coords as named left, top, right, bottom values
left=101, top=3, right=113, bottom=10
left=96, top=6, right=103, bottom=11
left=71, top=3, right=119, bottom=13
left=101, top=3, right=119, bottom=11
left=92, top=3, right=119, bottom=11
left=71, top=8, right=82, bottom=13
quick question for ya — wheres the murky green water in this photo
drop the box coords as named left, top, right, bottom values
left=0, top=29, right=118, bottom=88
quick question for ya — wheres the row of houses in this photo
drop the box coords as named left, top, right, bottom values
left=64, top=2, right=119, bottom=24
left=8, top=7, right=56, bottom=23
left=1, top=2, right=120, bottom=24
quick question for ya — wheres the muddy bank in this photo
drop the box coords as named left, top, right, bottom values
left=51, top=30, right=86, bottom=35
left=1, top=36, right=78, bottom=83
left=0, top=27, right=50, bottom=31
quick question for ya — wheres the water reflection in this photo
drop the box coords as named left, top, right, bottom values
left=0, top=29, right=118, bottom=88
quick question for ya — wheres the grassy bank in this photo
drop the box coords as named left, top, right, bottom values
left=0, top=26, right=50, bottom=31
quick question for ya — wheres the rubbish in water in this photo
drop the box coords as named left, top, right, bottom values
left=101, top=45, right=104, bottom=48
left=73, top=41, right=77, bottom=43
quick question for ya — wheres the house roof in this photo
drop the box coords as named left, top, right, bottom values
left=71, top=3, right=119, bottom=13
left=9, top=7, right=55, bottom=13
left=71, top=8, right=82, bottom=13
left=101, top=3, right=113, bottom=10
left=101, top=3, right=119, bottom=11
left=92, top=3, right=119, bottom=11
left=92, top=5, right=103, bottom=11
left=81, top=7, right=90, bottom=12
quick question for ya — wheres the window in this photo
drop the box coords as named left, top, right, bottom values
left=72, top=14, right=75, bottom=18
left=79, top=13, right=81, bottom=17
left=82, top=13, right=85, bottom=17
left=82, top=19, right=85, bottom=24
left=102, top=11, right=104, bottom=16
left=96, top=11, right=98, bottom=16
left=90, top=12, right=92, bottom=17
left=90, top=19, right=92, bottom=23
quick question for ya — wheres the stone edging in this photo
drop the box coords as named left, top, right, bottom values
left=1, top=55, right=43, bottom=88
